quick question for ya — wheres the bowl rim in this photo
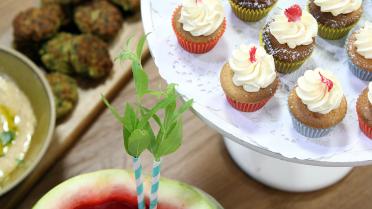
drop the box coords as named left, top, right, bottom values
left=0, top=46, right=56, bottom=196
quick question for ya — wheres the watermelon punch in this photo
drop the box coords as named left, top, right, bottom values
left=33, top=35, right=224, bottom=209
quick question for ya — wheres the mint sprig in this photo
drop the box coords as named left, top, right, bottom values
left=103, top=34, right=193, bottom=209
left=103, top=33, right=193, bottom=159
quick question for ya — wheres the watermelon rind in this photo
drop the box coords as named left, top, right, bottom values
left=33, top=169, right=223, bottom=209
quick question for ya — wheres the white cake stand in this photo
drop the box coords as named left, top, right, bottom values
left=141, top=0, right=372, bottom=192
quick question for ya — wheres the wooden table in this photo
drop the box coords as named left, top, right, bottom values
left=2, top=1, right=372, bottom=209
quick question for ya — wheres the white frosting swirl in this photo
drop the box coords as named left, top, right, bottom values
left=368, top=82, right=372, bottom=104
left=178, top=0, right=224, bottom=36
left=314, top=0, right=362, bottom=16
left=270, top=10, right=318, bottom=49
left=355, top=22, right=372, bottom=59
left=296, top=68, right=343, bottom=114
left=229, top=44, right=276, bottom=92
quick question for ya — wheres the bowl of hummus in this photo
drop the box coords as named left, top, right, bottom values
left=0, top=46, right=55, bottom=195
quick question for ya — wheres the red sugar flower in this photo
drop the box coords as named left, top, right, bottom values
left=285, top=4, right=302, bottom=22
left=319, top=72, right=334, bottom=92
left=249, top=46, right=257, bottom=63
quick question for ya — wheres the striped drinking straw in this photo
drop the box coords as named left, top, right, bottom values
left=132, top=157, right=145, bottom=209
left=149, top=160, right=162, bottom=209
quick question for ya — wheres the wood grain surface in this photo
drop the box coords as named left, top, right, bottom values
left=1, top=1, right=372, bottom=209
left=16, top=59, right=372, bottom=209
left=0, top=0, right=146, bottom=208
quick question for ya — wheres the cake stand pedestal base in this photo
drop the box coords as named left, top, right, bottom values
left=224, top=138, right=352, bottom=192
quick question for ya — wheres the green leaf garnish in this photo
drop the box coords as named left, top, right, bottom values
left=104, top=34, right=193, bottom=160
left=127, top=129, right=151, bottom=158
left=101, top=95, right=123, bottom=124
left=124, top=103, right=138, bottom=132
left=137, top=96, right=173, bottom=129
left=0, top=131, right=15, bottom=146
left=132, top=62, right=149, bottom=99
left=16, top=158, right=24, bottom=165
left=172, top=99, right=193, bottom=122
left=136, top=33, right=150, bottom=60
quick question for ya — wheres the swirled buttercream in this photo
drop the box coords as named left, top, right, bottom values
left=355, top=22, right=372, bottom=59
left=178, top=0, right=224, bottom=36
left=295, top=68, right=343, bottom=114
left=270, top=8, right=317, bottom=49
left=229, top=44, right=276, bottom=92
left=314, top=0, right=362, bottom=16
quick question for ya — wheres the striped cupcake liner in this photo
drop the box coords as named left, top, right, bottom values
left=226, top=96, right=271, bottom=112
left=347, top=57, right=372, bottom=81
left=228, top=0, right=275, bottom=22
left=172, top=6, right=226, bottom=54
left=291, top=114, right=333, bottom=138
left=357, top=110, right=372, bottom=139
left=318, top=23, right=357, bottom=40
left=258, top=31, right=309, bottom=74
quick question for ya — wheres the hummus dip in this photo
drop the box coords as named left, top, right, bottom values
left=0, top=76, right=36, bottom=182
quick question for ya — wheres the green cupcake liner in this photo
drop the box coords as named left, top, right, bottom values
left=273, top=59, right=307, bottom=74
left=259, top=30, right=309, bottom=74
left=318, top=23, right=357, bottom=40
left=228, top=0, right=275, bottom=22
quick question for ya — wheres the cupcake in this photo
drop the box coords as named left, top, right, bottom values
left=172, top=0, right=226, bottom=54
left=228, top=0, right=277, bottom=22
left=356, top=82, right=372, bottom=139
left=288, top=68, right=347, bottom=138
left=308, top=0, right=363, bottom=40
left=346, top=21, right=372, bottom=81
left=261, top=4, right=318, bottom=74
left=220, top=44, right=279, bottom=112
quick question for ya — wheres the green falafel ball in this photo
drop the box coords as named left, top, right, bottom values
left=71, top=34, right=113, bottom=79
left=41, top=33, right=113, bottom=79
left=13, top=5, right=64, bottom=42
left=46, top=73, right=79, bottom=120
left=74, top=0, right=123, bottom=41
left=40, top=33, right=75, bottom=74
left=41, top=0, right=74, bottom=26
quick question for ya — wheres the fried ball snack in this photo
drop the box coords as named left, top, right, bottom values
left=74, top=0, right=123, bottom=41
left=71, top=34, right=113, bottom=79
left=13, top=5, right=64, bottom=42
left=46, top=73, right=79, bottom=120
left=40, top=33, right=75, bottom=74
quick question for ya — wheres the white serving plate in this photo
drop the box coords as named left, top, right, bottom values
left=142, top=0, right=372, bottom=166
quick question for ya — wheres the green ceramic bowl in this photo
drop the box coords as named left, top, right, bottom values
left=0, top=46, right=55, bottom=196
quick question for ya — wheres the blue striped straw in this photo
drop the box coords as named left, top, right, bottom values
left=132, top=157, right=145, bottom=209
left=149, top=160, right=162, bottom=209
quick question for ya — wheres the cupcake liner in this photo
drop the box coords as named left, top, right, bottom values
left=273, top=59, right=307, bottom=74
left=172, top=6, right=226, bottom=54
left=291, top=114, right=333, bottom=138
left=228, top=0, right=275, bottom=22
left=226, top=96, right=271, bottom=112
left=318, top=23, right=357, bottom=40
left=259, top=31, right=309, bottom=74
left=344, top=27, right=372, bottom=81
left=357, top=109, right=372, bottom=139
left=356, top=103, right=372, bottom=139
left=347, top=59, right=372, bottom=81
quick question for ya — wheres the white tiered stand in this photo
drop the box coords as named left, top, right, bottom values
left=141, top=0, right=372, bottom=192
